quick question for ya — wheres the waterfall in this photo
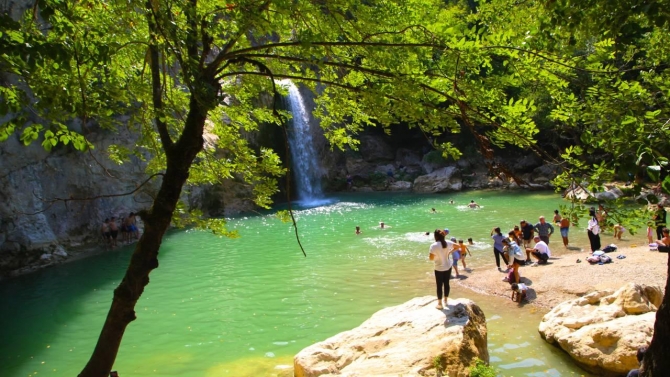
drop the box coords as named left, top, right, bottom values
left=279, top=80, right=325, bottom=204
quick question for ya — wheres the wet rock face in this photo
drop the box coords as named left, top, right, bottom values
left=539, top=283, right=662, bottom=375
left=413, top=166, right=463, bottom=193
left=294, top=296, right=489, bottom=377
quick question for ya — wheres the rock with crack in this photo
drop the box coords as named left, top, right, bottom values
left=294, top=296, right=488, bottom=377
left=539, top=283, right=662, bottom=375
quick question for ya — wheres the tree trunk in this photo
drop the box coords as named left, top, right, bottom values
left=641, top=252, right=670, bottom=375
left=78, top=97, right=208, bottom=377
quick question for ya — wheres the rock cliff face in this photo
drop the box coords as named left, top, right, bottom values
left=539, top=283, right=662, bottom=375
left=294, top=296, right=489, bottom=377
left=0, top=126, right=158, bottom=275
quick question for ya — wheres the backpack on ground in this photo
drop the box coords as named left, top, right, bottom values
left=602, top=244, right=617, bottom=253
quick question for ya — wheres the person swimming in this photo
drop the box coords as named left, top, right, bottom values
left=468, top=200, right=480, bottom=208
left=355, top=226, right=362, bottom=235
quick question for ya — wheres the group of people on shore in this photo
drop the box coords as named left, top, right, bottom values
left=100, top=213, right=140, bottom=248
left=427, top=203, right=668, bottom=309
left=355, top=199, right=668, bottom=310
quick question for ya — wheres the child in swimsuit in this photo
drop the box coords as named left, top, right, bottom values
left=457, top=239, right=471, bottom=270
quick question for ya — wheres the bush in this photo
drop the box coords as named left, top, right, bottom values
left=423, top=150, right=447, bottom=164
left=368, top=171, right=388, bottom=187
left=469, top=358, right=497, bottom=377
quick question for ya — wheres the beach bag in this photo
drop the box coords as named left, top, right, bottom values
left=599, top=255, right=612, bottom=264
left=602, top=245, right=617, bottom=253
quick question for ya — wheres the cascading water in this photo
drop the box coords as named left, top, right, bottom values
left=279, top=80, right=325, bottom=205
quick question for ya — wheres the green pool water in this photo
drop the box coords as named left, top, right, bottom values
left=0, top=191, right=594, bottom=376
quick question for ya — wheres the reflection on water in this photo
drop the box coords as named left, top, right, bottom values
left=0, top=191, right=594, bottom=376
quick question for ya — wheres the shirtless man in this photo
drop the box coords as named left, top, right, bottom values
left=559, top=214, right=571, bottom=247
left=109, top=217, right=119, bottom=248
left=123, top=212, right=140, bottom=241
left=101, top=218, right=112, bottom=248
left=468, top=200, right=480, bottom=208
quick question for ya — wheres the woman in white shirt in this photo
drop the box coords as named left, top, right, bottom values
left=587, top=208, right=601, bottom=252
left=429, top=229, right=457, bottom=310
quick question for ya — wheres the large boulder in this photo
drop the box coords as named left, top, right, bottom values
left=359, top=135, right=395, bottom=162
left=294, top=296, right=489, bottom=377
left=539, top=283, right=662, bottom=375
left=413, top=167, right=462, bottom=193
left=389, top=181, right=412, bottom=191
left=395, top=148, right=423, bottom=169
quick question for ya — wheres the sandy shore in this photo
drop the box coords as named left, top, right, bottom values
left=454, top=235, right=669, bottom=310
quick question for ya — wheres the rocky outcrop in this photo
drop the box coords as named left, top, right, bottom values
left=294, top=296, right=489, bottom=377
left=413, top=167, right=463, bottom=193
left=564, top=184, right=625, bottom=201
left=0, top=126, right=159, bottom=275
left=539, top=283, right=662, bottom=375
left=388, top=181, right=412, bottom=191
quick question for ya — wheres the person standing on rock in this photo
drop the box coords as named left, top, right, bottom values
left=109, top=216, right=119, bottom=248
left=101, top=218, right=112, bottom=248
left=587, top=208, right=601, bottom=252
left=123, top=212, right=140, bottom=242
left=429, top=229, right=456, bottom=310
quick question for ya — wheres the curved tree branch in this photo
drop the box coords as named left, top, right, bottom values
left=15, top=173, right=165, bottom=216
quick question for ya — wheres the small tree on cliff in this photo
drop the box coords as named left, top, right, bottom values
left=2, top=0, right=669, bottom=376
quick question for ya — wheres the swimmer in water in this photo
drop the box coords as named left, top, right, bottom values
left=468, top=200, right=480, bottom=208
left=355, top=226, right=362, bottom=235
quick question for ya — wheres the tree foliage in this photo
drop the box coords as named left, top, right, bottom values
left=1, top=0, right=669, bottom=375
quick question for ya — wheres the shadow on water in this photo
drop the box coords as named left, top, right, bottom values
left=0, top=231, right=181, bottom=374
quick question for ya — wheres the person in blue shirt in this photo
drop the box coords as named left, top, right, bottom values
left=534, top=216, right=554, bottom=244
